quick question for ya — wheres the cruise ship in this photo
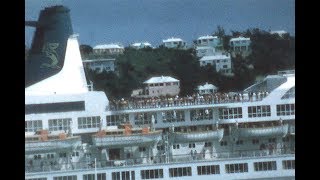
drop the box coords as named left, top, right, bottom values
left=25, top=6, right=295, bottom=180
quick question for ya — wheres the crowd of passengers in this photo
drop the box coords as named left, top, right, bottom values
left=109, top=91, right=269, bottom=110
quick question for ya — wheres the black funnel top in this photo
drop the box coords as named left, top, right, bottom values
left=25, top=5, right=73, bottom=87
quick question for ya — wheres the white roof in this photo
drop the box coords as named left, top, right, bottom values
left=270, top=30, right=287, bottom=35
left=93, top=44, right=124, bottom=49
left=200, top=54, right=230, bottom=61
left=230, top=36, right=250, bottom=42
left=198, top=35, right=218, bottom=40
left=198, top=82, right=217, bottom=90
left=144, top=76, right=179, bottom=84
left=131, top=42, right=152, bottom=47
left=163, top=37, right=184, bottom=43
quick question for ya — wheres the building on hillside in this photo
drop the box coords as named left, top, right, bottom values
left=131, top=76, right=180, bottom=98
left=197, top=82, right=218, bottom=94
left=93, top=43, right=124, bottom=55
left=162, top=37, right=187, bottom=49
left=194, top=35, right=222, bottom=48
left=229, top=36, right=251, bottom=57
left=131, top=42, right=153, bottom=49
left=82, top=58, right=115, bottom=73
left=195, top=46, right=216, bottom=57
left=199, top=53, right=232, bottom=74
left=194, top=35, right=223, bottom=57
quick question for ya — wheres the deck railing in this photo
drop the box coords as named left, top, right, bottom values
left=25, top=147, right=294, bottom=174
left=108, top=94, right=267, bottom=111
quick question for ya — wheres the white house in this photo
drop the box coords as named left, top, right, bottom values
left=82, top=58, right=115, bottom=73
left=195, top=35, right=222, bottom=48
left=139, top=76, right=180, bottom=97
left=197, top=82, right=218, bottom=94
left=131, top=42, right=152, bottom=49
left=162, top=37, right=187, bottom=49
left=93, top=43, right=125, bottom=55
left=229, top=36, right=251, bottom=52
left=199, top=53, right=232, bottom=74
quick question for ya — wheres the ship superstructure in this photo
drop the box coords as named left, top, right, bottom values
left=25, top=5, right=295, bottom=180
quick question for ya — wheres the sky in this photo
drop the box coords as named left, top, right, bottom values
left=25, top=0, right=295, bottom=48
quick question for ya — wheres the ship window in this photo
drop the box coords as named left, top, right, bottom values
left=254, top=161, right=277, bottom=171
left=25, top=120, right=43, bottom=132
left=59, top=152, right=67, bottom=158
left=112, top=171, right=134, bottom=180
left=276, top=104, right=295, bottom=116
left=268, top=138, right=276, bottom=143
left=282, top=160, right=295, bottom=169
left=252, top=139, right=259, bottom=144
left=204, top=142, right=212, bottom=147
left=48, top=118, right=71, bottom=131
left=236, top=140, right=244, bottom=145
left=162, top=110, right=185, bottom=123
left=220, top=141, right=227, bottom=146
left=282, top=136, right=290, bottom=142
left=225, top=163, right=248, bottom=173
left=134, top=112, right=157, bottom=125
left=107, top=114, right=129, bottom=126
left=53, top=175, right=77, bottom=180
left=78, top=116, right=101, bottom=129
left=169, top=167, right=192, bottom=177
left=189, top=143, right=195, bottom=148
left=173, top=144, right=180, bottom=149
left=218, top=107, right=242, bottom=120
left=139, top=147, right=146, bottom=152
left=191, top=108, right=213, bottom=121
left=166, top=83, right=171, bottom=86
left=197, top=165, right=220, bottom=175
left=26, top=101, right=85, bottom=114
left=141, top=169, right=163, bottom=179
left=248, top=105, right=271, bottom=118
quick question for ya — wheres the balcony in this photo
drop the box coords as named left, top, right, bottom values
left=173, top=129, right=224, bottom=143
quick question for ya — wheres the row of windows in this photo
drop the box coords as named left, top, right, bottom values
left=25, top=120, right=42, bottom=132
left=219, top=107, right=242, bottom=119
left=283, top=160, right=295, bottom=170
left=197, top=165, right=220, bottom=175
left=225, top=163, right=248, bottom=174
left=45, top=161, right=294, bottom=180
left=254, top=161, right=277, bottom=171
left=78, top=116, right=101, bottom=129
left=112, top=171, right=135, bottom=180
left=106, top=114, right=129, bottom=126
left=83, top=173, right=106, bottom=180
left=248, top=106, right=271, bottom=118
left=48, top=118, right=71, bottom=131
left=191, top=109, right=213, bottom=121
left=53, top=176, right=77, bottom=180
left=141, top=169, right=163, bottom=179
left=277, top=104, right=295, bottom=116
left=169, top=167, right=192, bottom=177
left=26, top=178, right=47, bottom=180
left=162, top=111, right=185, bottom=123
